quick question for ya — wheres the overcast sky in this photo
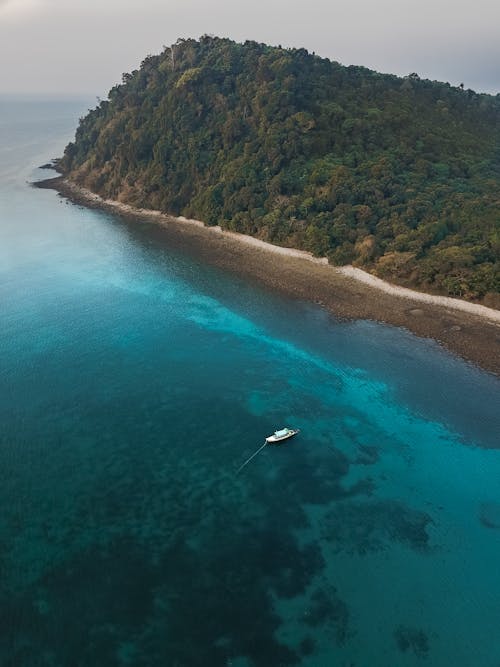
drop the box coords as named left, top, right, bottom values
left=1, top=0, right=499, bottom=97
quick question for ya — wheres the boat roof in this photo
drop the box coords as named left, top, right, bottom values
left=275, top=428, right=290, bottom=437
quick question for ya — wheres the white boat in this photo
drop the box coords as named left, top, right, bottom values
left=265, top=427, right=300, bottom=444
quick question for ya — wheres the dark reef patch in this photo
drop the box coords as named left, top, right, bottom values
left=354, top=444, right=380, bottom=466
left=1, top=527, right=315, bottom=666
left=299, top=636, right=316, bottom=656
left=303, top=587, right=350, bottom=645
left=394, top=625, right=430, bottom=658
left=322, top=499, right=434, bottom=554
left=277, top=447, right=374, bottom=507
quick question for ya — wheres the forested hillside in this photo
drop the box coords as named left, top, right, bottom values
left=60, top=36, right=500, bottom=301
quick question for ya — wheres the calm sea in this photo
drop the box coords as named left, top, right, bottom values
left=1, top=96, right=499, bottom=667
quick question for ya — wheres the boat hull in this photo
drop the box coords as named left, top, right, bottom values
left=265, top=429, right=300, bottom=444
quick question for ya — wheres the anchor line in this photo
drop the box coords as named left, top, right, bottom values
left=236, top=441, right=268, bottom=474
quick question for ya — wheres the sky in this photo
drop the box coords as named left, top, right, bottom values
left=0, top=0, right=499, bottom=97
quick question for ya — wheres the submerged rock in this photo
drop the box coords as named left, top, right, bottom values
left=394, top=625, right=430, bottom=658
left=479, top=502, right=500, bottom=529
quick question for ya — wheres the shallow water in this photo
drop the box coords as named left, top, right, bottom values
left=1, top=97, right=500, bottom=666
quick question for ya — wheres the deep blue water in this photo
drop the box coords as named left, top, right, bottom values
left=1, top=97, right=500, bottom=666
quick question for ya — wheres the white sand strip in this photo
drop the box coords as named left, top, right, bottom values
left=337, top=266, right=500, bottom=323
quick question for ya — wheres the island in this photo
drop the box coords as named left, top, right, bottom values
left=38, top=36, right=500, bottom=373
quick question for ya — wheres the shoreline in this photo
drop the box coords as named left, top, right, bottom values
left=35, top=176, right=500, bottom=375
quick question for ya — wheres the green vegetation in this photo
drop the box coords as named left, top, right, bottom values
left=60, top=36, right=500, bottom=302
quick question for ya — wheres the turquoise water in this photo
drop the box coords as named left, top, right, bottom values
left=1, top=97, right=500, bottom=666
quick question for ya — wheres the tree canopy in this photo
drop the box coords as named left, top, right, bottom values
left=60, top=36, right=500, bottom=302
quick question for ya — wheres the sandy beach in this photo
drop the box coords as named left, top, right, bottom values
left=36, top=176, right=500, bottom=375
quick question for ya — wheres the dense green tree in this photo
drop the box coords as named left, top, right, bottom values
left=60, top=36, right=500, bottom=301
